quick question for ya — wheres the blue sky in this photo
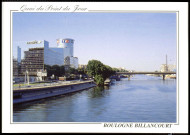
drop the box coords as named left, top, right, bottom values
left=13, top=12, right=177, bottom=71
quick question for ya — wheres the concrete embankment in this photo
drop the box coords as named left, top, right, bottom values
left=13, top=80, right=96, bottom=104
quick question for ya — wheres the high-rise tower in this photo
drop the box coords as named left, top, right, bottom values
left=17, top=46, right=21, bottom=63
left=56, top=38, right=78, bottom=68
left=56, top=38, right=74, bottom=58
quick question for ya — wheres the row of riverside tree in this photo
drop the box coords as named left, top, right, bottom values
left=44, top=64, right=86, bottom=80
left=44, top=65, right=65, bottom=77
left=86, top=60, right=115, bottom=86
left=44, top=60, right=116, bottom=84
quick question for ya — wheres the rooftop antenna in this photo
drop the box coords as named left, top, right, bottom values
left=166, top=54, right=168, bottom=72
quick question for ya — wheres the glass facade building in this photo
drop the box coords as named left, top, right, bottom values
left=44, top=47, right=64, bottom=66
left=17, top=46, right=21, bottom=63
left=19, top=40, right=64, bottom=76
left=57, top=38, right=74, bottom=57
left=14, top=38, right=78, bottom=77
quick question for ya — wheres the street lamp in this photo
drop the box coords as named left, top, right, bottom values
left=27, top=70, right=29, bottom=85
left=25, top=66, right=29, bottom=85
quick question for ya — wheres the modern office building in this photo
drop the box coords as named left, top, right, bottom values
left=14, top=38, right=78, bottom=77
left=56, top=38, right=78, bottom=68
left=70, top=57, right=78, bottom=69
left=20, top=40, right=64, bottom=76
left=57, top=38, right=74, bottom=59
left=17, top=46, right=21, bottom=63
left=13, top=47, right=21, bottom=77
left=64, top=56, right=78, bottom=69
left=21, top=47, right=44, bottom=76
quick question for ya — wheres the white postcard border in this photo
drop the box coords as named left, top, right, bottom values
left=2, top=2, right=188, bottom=133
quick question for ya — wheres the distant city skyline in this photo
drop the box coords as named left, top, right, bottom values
left=13, top=12, right=177, bottom=71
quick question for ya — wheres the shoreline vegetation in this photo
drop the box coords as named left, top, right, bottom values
left=13, top=60, right=117, bottom=88
left=13, top=59, right=123, bottom=91
left=86, top=60, right=117, bottom=86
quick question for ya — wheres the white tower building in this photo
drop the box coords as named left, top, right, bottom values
left=56, top=38, right=74, bottom=57
left=56, top=38, right=78, bottom=69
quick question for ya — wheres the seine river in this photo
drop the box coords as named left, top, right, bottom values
left=13, top=75, right=176, bottom=122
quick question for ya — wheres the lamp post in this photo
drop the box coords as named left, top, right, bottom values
left=25, top=66, right=29, bottom=85
left=80, top=74, right=82, bottom=81
left=27, top=70, right=29, bottom=85
left=25, top=70, right=29, bottom=85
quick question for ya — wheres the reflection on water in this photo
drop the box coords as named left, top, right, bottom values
left=13, top=75, right=176, bottom=122
left=87, top=86, right=110, bottom=98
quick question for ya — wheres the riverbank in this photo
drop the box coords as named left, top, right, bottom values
left=13, top=80, right=96, bottom=104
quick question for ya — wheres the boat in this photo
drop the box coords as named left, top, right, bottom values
left=104, top=78, right=111, bottom=86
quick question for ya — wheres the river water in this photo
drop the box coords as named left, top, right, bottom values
left=13, top=75, right=176, bottom=122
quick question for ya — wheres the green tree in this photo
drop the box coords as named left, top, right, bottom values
left=94, top=75, right=104, bottom=86
left=60, top=65, right=65, bottom=76
left=67, top=67, right=77, bottom=74
left=86, top=60, right=104, bottom=77
left=102, top=65, right=116, bottom=80
left=77, top=67, right=87, bottom=75
left=45, top=64, right=66, bottom=78
left=87, top=60, right=115, bottom=86
left=51, top=65, right=61, bottom=78
left=44, top=64, right=52, bottom=77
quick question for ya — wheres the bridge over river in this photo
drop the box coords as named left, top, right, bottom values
left=116, top=71, right=176, bottom=80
